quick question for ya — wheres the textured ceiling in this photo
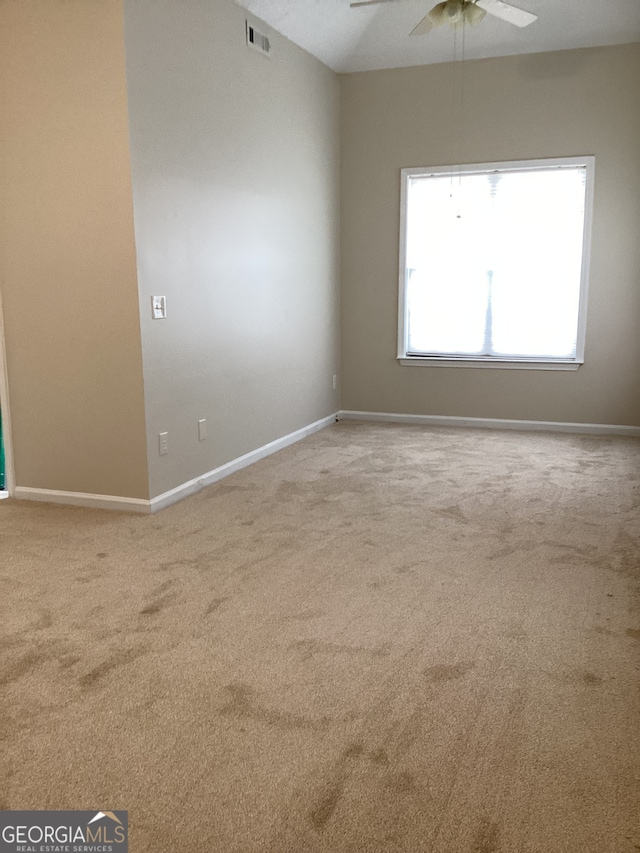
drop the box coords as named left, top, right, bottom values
left=235, top=0, right=640, bottom=73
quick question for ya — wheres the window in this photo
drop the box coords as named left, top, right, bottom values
left=398, top=157, right=594, bottom=370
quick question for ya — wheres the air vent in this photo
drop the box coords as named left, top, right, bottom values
left=246, top=21, right=271, bottom=56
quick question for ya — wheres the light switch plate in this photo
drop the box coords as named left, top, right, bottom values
left=152, top=295, right=167, bottom=319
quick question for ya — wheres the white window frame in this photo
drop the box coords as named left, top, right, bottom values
left=397, top=156, right=595, bottom=370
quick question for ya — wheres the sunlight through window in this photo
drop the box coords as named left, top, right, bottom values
left=399, top=158, right=593, bottom=367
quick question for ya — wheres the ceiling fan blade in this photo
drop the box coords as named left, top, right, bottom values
left=464, top=2, right=486, bottom=26
left=475, top=0, right=537, bottom=27
left=427, top=2, right=450, bottom=27
left=410, top=12, right=435, bottom=35
left=350, top=0, right=395, bottom=6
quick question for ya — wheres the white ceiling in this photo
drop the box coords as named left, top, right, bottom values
left=236, top=0, right=640, bottom=73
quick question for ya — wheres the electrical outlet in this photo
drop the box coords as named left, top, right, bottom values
left=198, top=419, right=207, bottom=441
left=332, top=374, right=338, bottom=391
left=158, top=432, right=169, bottom=456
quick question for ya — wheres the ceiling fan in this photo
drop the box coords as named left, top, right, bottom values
left=349, top=0, right=538, bottom=36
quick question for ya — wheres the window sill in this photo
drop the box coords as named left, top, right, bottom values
left=398, top=357, right=582, bottom=371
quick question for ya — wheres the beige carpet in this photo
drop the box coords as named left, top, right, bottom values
left=1, top=421, right=639, bottom=853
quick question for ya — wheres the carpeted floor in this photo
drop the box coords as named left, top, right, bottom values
left=1, top=421, right=639, bottom=852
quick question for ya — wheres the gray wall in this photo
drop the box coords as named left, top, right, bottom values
left=340, top=44, right=640, bottom=426
left=124, top=0, right=341, bottom=499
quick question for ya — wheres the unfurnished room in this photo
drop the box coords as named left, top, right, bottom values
left=1, top=1, right=639, bottom=851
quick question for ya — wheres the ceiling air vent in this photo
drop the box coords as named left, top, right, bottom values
left=246, top=21, right=271, bottom=56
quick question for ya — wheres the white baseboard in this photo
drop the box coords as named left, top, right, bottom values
left=337, top=410, right=640, bottom=437
left=0, top=490, right=8, bottom=500
left=13, top=409, right=634, bottom=514
left=149, top=413, right=337, bottom=513
left=12, top=413, right=338, bottom=514
left=13, top=487, right=151, bottom=513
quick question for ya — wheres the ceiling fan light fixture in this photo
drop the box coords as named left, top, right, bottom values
left=438, top=0, right=481, bottom=29
left=447, top=0, right=464, bottom=16
left=448, top=10, right=466, bottom=28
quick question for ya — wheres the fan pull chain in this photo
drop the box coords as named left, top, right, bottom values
left=450, top=14, right=466, bottom=219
